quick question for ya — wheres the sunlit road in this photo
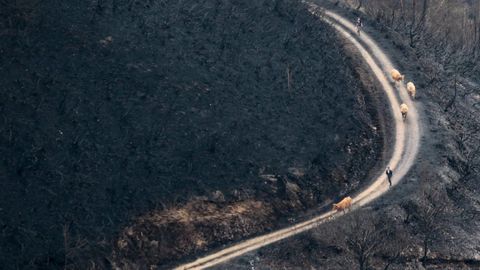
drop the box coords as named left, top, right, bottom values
left=173, top=3, right=421, bottom=269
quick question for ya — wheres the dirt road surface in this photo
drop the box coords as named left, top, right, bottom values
left=173, top=4, right=421, bottom=270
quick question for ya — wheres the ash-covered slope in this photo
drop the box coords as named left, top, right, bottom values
left=0, top=0, right=382, bottom=268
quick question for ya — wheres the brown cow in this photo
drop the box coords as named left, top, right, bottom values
left=407, top=82, right=416, bottom=99
left=400, top=103, right=409, bottom=121
left=332, top=196, right=353, bottom=213
left=390, top=69, right=405, bottom=82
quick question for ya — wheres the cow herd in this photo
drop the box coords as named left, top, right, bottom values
left=390, top=68, right=416, bottom=121
left=332, top=68, right=417, bottom=213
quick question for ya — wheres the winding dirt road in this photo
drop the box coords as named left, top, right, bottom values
left=173, top=4, right=421, bottom=270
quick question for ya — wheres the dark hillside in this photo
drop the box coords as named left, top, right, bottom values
left=0, top=0, right=382, bottom=268
left=231, top=1, right=480, bottom=269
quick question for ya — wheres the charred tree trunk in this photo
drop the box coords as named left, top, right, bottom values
left=356, top=0, right=363, bottom=10
left=422, top=238, right=429, bottom=264
left=391, top=8, right=395, bottom=26
left=409, top=0, right=417, bottom=47
left=444, top=73, right=458, bottom=112
left=287, top=65, right=292, bottom=91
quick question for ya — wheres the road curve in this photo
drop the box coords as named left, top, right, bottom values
left=173, top=4, right=421, bottom=270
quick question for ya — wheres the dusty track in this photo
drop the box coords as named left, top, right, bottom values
left=173, top=4, right=421, bottom=270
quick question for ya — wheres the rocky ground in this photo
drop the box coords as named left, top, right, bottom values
left=0, top=1, right=384, bottom=269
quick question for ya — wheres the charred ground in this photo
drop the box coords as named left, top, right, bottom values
left=218, top=1, right=480, bottom=269
left=0, top=0, right=383, bottom=268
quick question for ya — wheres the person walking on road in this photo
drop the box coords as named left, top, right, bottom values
left=385, top=166, right=393, bottom=187
left=356, top=17, right=364, bottom=35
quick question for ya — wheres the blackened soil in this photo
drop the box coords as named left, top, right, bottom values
left=0, top=0, right=382, bottom=269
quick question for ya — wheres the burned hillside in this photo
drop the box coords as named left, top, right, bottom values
left=220, top=1, right=480, bottom=269
left=0, top=0, right=383, bottom=268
